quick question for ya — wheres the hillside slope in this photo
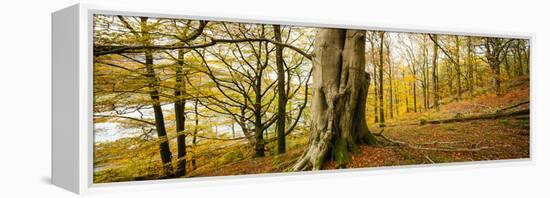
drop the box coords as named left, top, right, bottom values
left=188, top=76, right=530, bottom=177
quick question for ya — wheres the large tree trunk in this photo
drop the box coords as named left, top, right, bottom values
left=174, top=49, right=187, bottom=177
left=273, top=25, right=287, bottom=154
left=291, top=29, right=376, bottom=171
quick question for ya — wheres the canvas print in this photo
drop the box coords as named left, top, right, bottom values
left=92, top=14, right=530, bottom=183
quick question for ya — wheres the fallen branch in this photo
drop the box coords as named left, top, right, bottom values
left=373, top=132, right=491, bottom=152
left=424, top=109, right=529, bottom=125
left=425, top=155, right=435, bottom=164
left=496, top=100, right=529, bottom=114
left=415, top=141, right=466, bottom=146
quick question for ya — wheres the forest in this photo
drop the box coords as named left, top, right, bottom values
left=92, top=14, right=530, bottom=183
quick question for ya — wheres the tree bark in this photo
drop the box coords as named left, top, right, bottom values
left=432, top=35, right=439, bottom=110
left=485, top=38, right=503, bottom=95
left=413, top=69, right=417, bottom=113
left=378, top=32, right=385, bottom=125
left=291, top=29, right=376, bottom=171
left=467, top=37, right=474, bottom=97
left=454, top=36, right=462, bottom=99
left=422, top=44, right=429, bottom=111
left=140, top=17, right=173, bottom=175
left=515, top=41, right=524, bottom=76
left=386, top=42, right=394, bottom=118
left=274, top=25, right=287, bottom=154
left=191, top=98, right=199, bottom=170
left=368, top=37, right=379, bottom=123
left=254, top=45, right=265, bottom=157
left=174, top=49, right=187, bottom=177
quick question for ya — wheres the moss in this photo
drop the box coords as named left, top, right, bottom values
left=432, top=155, right=452, bottom=163
left=419, top=118, right=427, bottom=125
left=364, top=132, right=377, bottom=145
left=314, top=157, right=324, bottom=169
left=220, top=150, right=244, bottom=164
left=397, top=149, right=413, bottom=160
left=499, top=119, right=511, bottom=126
left=519, top=120, right=530, bottom=130
left=334, top=138, right=351, bottom=167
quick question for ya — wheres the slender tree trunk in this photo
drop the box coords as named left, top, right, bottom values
left=254, top=53, right=265, bottom=157
left=504, top=51, right=511, bottom=79
left=455, top=36, right=462, bottom=99
left=404, top=73, right=410, bottom=112
left=412, top=68, right=417, bottom=113
left=273, top=25, right=287, bottom=154
left=432, top=35, right=439, bottom=110
left=489, top=57, right=501, bottom=95
left=378, top=31, right=385, bottom=126
left=291, top=29, right=375, bottom=171
left=174, top=49, right=187, bottom=177
left=145, top=50, right=173, bottom=175
left=387, top=43, right=394, bottom=118
left=395, top=76, right=400, bottom=115
left=447, top=60, right=453, bottom=97
left=373, top=57, right=379, bottom=123
left=141, top=17, right=173, bottom=175
left=467, top=37, right=474, bottom=97
left=191, top=98, right=198, bottom=170
left=369, top=38, right=379, bottom=123
left=485, top=38, right=502, bottom=95
left=424, top=46, right=429, bottom=110
left=231, top=122, right=236, bottom=138
left=423, top=45, right=430, bottom=110
left=525, top=42, right=530, bottom=74
left=516, top=41, right=523, bottom=76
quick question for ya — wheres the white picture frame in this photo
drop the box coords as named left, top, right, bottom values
left=52, top=3, right=534, bottom=194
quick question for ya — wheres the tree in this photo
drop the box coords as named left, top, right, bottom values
left=140, top=17, right=174, bottom=175
left=431, top=34, right=440, bottom=110
left=483, top=37, right=514, bottom=95
left=454, top=36, right=462, bottom=99
left=514, top=40, right=524, bottom=76
left=419, top=35, right=430, bottom=110
left=366, top=32, right=379, bottom=123
left=173, top=49, right=187, bottom=176
left=400, top=34, right=418, bottom=112
left=273, top=25, right=287, bottom=154
left=378, top=31, right=386, bottom=125
left=192, top=23, right=311, bottom=157
left=466, top=36, right=474, bottom=97
left=385, top=39, right=394, bottom=118
left=291, top=29, right=376, bottom=171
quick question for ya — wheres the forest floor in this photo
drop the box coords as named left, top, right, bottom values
left=187, top=75, right=530, bottom=177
